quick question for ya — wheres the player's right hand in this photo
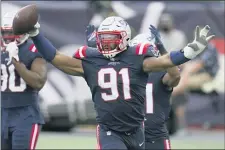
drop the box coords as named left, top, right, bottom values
left=28, top=22, right=40, bottom=37
left=6, top=42, right=19, bottom=65
left=183, top=25, right=215, bottom=59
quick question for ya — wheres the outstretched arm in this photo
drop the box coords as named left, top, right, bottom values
left=30, top=29, right=84, bottom=76
left=143, top=25, right=214, bottom=74
left=143, top=54, right=175, bottom=72
left=149, top=25, right=180, bottom=87
left=51, top=51, right=84, bottom=76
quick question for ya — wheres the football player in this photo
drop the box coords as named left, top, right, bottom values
left=1, top=11, right=47, bottom=149
left=130, top=25, right=180, bottom=149
left=87, top=24, right=180, bottom=149
left=21, top=16, right=213, bottom=149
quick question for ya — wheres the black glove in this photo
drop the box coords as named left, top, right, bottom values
left=85, top=25, right=97, bottom=48
left=149, top=25, right=167, bottom=55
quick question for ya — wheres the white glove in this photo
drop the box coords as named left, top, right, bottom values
left=6, top=42, right=19, bottom=65
left=183, top=25, right=215, bottom=59
left=28, top=22, right=40, bottom=37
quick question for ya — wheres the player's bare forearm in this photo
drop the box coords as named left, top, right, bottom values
left=172, top=64, right=194, bottom=96
left=143, top=53, right=176, bottom=72
left=157, top=48, right=181, bottom=87
left=12, top=58, right=47, bottom=90
left=172, top=75, right=188, bottom=96
left=30, top=33, right=84, bottom=76
left=51, top=51, right=84, bottom=76
left=163, top=67, right=181, bottom=87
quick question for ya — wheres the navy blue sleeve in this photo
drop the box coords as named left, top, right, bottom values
left=18, top=42, right=43, bottom=69
left=148, top=71, right=172, bottom=93
left=26, top=51, right=42, bottom=69
left=159, top=72, right=173, bottom=92
left=152, top=71, right=172, bottom=91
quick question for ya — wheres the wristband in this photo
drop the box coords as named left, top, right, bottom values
left=170, top=50, right=190, bottom=65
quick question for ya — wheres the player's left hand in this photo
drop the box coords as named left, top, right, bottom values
left=149, top=25, right=167, bottom=54
left=86, top=25, right=96, bottom=40
left=183, top=25, right=215, bottom=59
left=85, top=24, right=97, bottom=47
left=149, top=25, right=161, bottom=41
left=6, top=42, right=19, bottom=65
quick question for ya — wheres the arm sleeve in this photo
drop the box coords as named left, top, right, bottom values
left=28, top=52, right=42, bottom=68
left=21, top=45, right=43, bottom=69
left=159, top=71, right=173, bottom=92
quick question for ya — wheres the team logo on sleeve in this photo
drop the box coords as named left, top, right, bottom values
left=29, top=44, right=38, bottom=53
left=149, top=45, right=160, bottom=57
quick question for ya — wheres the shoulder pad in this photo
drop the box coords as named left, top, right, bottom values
left=135, top=43, right=151, bottom=55
left=73, top=45, right=88, bottom=59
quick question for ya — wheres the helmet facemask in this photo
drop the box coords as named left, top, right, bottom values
left=1, top=27, right=19, bottom=44
left=96, top=16, right=131, bottom=58
left=96, top=31, right=128, bottom=58
left=1, top=27, right=29, bottom=49
left=1, top=11, right=29, bottom=50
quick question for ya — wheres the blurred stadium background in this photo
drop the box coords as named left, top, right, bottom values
left=2, top=1, right=225, bottom=149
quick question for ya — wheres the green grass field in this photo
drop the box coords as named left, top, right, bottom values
left=36, top=133, right=224, bottom=149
